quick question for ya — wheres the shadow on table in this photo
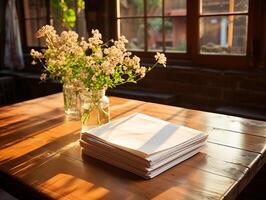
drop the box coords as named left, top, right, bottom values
left=0, top=103, right=216, bottom=200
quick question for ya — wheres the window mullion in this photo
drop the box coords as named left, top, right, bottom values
left=162, top=0, right=165, bottom=52
left=187, top=0, right=199, bottom=59
left=144, top=0, right=148, bottom=52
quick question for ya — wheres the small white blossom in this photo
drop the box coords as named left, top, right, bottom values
left=36, top=25, right=56, bottom=38
left=31, top=25, right=167, bottom=91
left=88, top=29, right=103, bottom=48
left=94, top=48, right=103, bottom=59
left=136, top=66, right=146, bottom=78
left=30, top=49, right=43, bottom=59
left=40, top=73, right=47, bottom=81
left=155, top=52, right=167, bottom=67
left=80, top=40, right=89, bottom=51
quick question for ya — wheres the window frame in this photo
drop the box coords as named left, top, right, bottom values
left=194, top=0, right=253, bottom=68
left=115, top=0, right=259, bottom=68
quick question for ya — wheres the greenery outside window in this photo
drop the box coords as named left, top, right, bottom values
left=22, top=0, right=87, bottom=48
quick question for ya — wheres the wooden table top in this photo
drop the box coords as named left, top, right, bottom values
left=0, top=93, right=266, bottom=200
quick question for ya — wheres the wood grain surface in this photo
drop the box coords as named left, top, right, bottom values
left=0, top=93, right=265, bottom=200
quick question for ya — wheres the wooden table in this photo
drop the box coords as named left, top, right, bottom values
left=0, top=93, right=266, bottom=200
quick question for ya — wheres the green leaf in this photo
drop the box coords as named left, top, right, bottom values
left=63, top=8, right=76, bottom=28
left=77, top=0, right=85, bottom=9
left=51, top=0, right=61, bottom=9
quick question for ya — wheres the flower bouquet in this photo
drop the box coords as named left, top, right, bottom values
left=31, top=25, right=167, bottom=129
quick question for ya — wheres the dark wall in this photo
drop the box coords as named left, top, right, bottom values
left=85, top=0, right=116, bottom=41
left=0, top=0, right=8, bottom=68
left=114, top=66, right=266, bottom=110
left=0, top=71, right=62, bottom=106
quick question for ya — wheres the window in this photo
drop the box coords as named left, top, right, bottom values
left=22, top=0, right=87, bottom=48
left=50, top=1, right=88, bottom=39
left=117, top=0, right=187, bottom=53
left=116, top=0, right=255, bottom=68
left=199, top=0, right=249, bottom=55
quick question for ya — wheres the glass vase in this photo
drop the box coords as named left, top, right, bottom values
left=63, top=82, right=80, bottom=120
left=80, top=89, right=110, bottom=132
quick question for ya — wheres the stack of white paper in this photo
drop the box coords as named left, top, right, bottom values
left=80, top=113, right=208, bottom=179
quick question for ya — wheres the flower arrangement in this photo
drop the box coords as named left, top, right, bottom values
left=30, top=25, right=167, bottom=91
left=31, top=25, right=167, bottom=126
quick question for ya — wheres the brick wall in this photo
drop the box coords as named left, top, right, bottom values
left=114, top=66, right=266, bottom=111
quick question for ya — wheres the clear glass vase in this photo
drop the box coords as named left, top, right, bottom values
left=80, top=89, right=110, bottom=132
left=63, top=82, right=80, bottom=120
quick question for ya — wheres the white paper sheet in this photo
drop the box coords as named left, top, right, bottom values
left=83, top=113, right=206, bottom=157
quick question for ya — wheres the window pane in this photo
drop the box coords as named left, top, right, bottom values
left=165, top=0, right=187, bottom=16
left=119, top=0, right=144, bottom=17
left=23, top=0, right=47, bottom=18
left=119, top=18, right=145, bottom=51
left=200, top=15, right=248, bottom=55
left=147, top=18, right=163, bottom=51
left=201, top=0, right=249, bottom=14
left=50, top=3, right=88, bottom=38
left=165, top=17, right=186, bottom=52
left=147, top=0, right=162, bottom=16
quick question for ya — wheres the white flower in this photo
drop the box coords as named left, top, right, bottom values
left=119, top=35, right=128, bottom=44
left=94, top=48, right=103, bottom=59
left=91, top=29, right=102, bottom=39
left=36, top=25, right=56, bottom=38
left=31, top=25, right=167, bottom=91
left=155, top=52, right=167, bottom=67
left=136, top=66, right=146, bottom=78
left=88, top=29, right=103, bottom=48
left=103, top=48, right=110, bottom=55
left=31, top=60, right=37, bottom=65
left=114, top=35, right=128, bottom=52
left=132, top=55, right=140, bottom=69
left=40, top=73, right=47, bottom=81
left=60, top=31, right=69, bottom=41
left=30, top=49, right=43, bottom=59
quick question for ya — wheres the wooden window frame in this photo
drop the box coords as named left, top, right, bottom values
left=18, top=0, right=265, bottom=69
left=115, top=0, right=262, bottom=69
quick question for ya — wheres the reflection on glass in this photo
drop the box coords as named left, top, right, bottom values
left=165, top=17, right=186, bottom=52
left=201, top=0, right=249, bottom=14
left=147, top=0, right=162, bottom=16
left=119, top=0, right=144, bottom=17
left=148, top=18, right=163, bottom=51
left=165, top=0, right=187, bottom=16
left=120, top=18, right=145, bottom=51
left=200, top=15, right=247, bottom=55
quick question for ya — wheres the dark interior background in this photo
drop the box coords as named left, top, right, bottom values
left=0, top=0, right=266, bottom=121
